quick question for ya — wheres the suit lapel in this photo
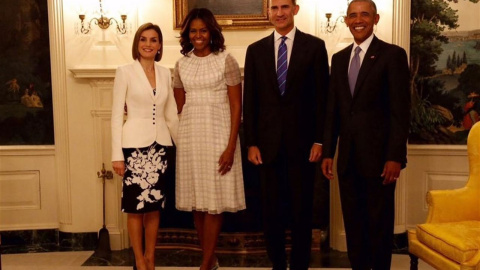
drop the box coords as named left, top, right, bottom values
left=133, top=60, right=156, bottom=101
left=338, top=44, right=354, bottom=101
left=353, top=36, right=380, bottom=98
left=264, top=33, right=279, bottom=96
left=285, top=30, right=306, bottom=95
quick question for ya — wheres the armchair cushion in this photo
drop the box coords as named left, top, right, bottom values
left=416, top=221, right=480, bottom=264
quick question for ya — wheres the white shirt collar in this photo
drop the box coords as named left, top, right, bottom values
left=274, top=27, right=297, bottom=42
left=353, top=33, right=375, bottom=54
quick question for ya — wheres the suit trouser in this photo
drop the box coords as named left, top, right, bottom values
left=338, top=166, right=396, bottom=270
left=259, top=149, right=315, bottom=270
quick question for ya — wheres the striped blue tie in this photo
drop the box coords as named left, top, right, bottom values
left=277, top=36, right=288, bottom=96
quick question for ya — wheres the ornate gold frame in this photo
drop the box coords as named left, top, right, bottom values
left=173, top=0, right=272, bottom=30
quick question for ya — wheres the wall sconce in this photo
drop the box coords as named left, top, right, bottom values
left=323, top=13, right=344, bottom=33
left=318, top=0, right=350, bottom=34
left=77, top=0, right=127, bottom=35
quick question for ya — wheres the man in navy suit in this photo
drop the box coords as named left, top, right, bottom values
left=321, top=0, right=410, bottom=269
left=243, top=0, right=329, bottom=269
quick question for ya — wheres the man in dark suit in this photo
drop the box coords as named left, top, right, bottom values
left=321, top=0, right=410, bottom=269
left=243, top=0, right=329, bottom=269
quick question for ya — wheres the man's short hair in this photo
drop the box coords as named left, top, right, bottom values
left=270, top=0, right=297, bottom=6
left=347, top=0, right=377, bottom=15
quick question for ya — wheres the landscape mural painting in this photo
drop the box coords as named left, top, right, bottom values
left=0, top=0, right=54, bottom=145
left=410, top=0, right=480, bottom=144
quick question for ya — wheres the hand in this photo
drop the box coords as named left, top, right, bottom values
left=309, top=144, right=323, bottom=162
left=218, top=148, right=235, bottom=175
left=321, top=158, right=334, bottom=180
left=247, top=146, right=263, bottom=165
left=112, top=161, right=125, bottom=177
left=381, top=161, right=401, bottom=185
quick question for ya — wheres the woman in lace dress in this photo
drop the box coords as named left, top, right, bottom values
left=173, top=8, right=245, bottom=270
left=111, top=23, right=178, bottom=270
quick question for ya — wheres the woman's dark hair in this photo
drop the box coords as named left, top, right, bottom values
left=132, top=23, right=163, bottom=61
left=179, top=8, right=225, bottom=56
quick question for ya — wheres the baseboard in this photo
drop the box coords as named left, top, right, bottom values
left=0, top=229, right=96, bottom=254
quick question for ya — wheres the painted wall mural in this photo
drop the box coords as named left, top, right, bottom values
left=0, top=0, right=54, bottom=145
left=410, top=0, right=480, bottom=144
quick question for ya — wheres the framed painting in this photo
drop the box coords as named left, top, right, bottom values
left=173, top=0, right=272, bottom=30
left=0, top=0, right=54, bottom=145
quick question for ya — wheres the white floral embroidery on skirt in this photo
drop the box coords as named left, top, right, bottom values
left=121, top=143, right=168, bottom=213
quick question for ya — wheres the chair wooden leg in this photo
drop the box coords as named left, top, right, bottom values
left=409, top=253, right=419, bottom=270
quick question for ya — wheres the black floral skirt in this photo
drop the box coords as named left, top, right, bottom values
left=121, top=142, right=170, bottom=213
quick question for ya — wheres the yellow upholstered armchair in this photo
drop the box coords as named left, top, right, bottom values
left=408, top=121, right=480, bottom=270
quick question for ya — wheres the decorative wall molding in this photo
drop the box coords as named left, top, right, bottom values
left=408, top=144, right=467, bottom=156
left=70, top=67, right=117, bottom=79
left=0, top=146, right=55, bottom=156
left=70, top=66, right=244, bottom=80
left=0, top=171, right=41, bottom=210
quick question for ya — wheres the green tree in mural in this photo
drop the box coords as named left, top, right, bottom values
left=458, top=64, right=480, bottom=97
left=446, top=51, right=468, bottom=73
left=410, top=0, right=479, bottom=143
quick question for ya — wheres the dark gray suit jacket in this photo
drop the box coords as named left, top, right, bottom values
left=243, top=29, right=329, bottom=164
left=323, top=36, right=410, bottom=177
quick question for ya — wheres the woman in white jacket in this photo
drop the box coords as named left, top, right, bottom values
left=111, top=23, right=178, bottom=270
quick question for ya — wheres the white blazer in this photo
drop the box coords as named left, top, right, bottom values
left=111, top=60, right=178, bottom=161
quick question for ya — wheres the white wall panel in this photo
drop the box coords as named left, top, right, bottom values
left=0, top=171, right=41, bottom=210
left=406, top=146, right=469, bottom=229
left=0, top=148, right=58, bottom=230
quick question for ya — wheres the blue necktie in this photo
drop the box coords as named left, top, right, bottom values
left=348, top=46, right=362, bottom=96
left=277, top=36, right=288, bottom=96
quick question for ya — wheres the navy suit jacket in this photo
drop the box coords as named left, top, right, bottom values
left=323, top=36, right=410, bottom=177
left=243, top=29, right=329, bottom=164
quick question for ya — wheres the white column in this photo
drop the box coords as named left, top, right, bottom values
left=49, top=0, right=73, bottom=228
left=392, top=0, right=411, bottom=234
